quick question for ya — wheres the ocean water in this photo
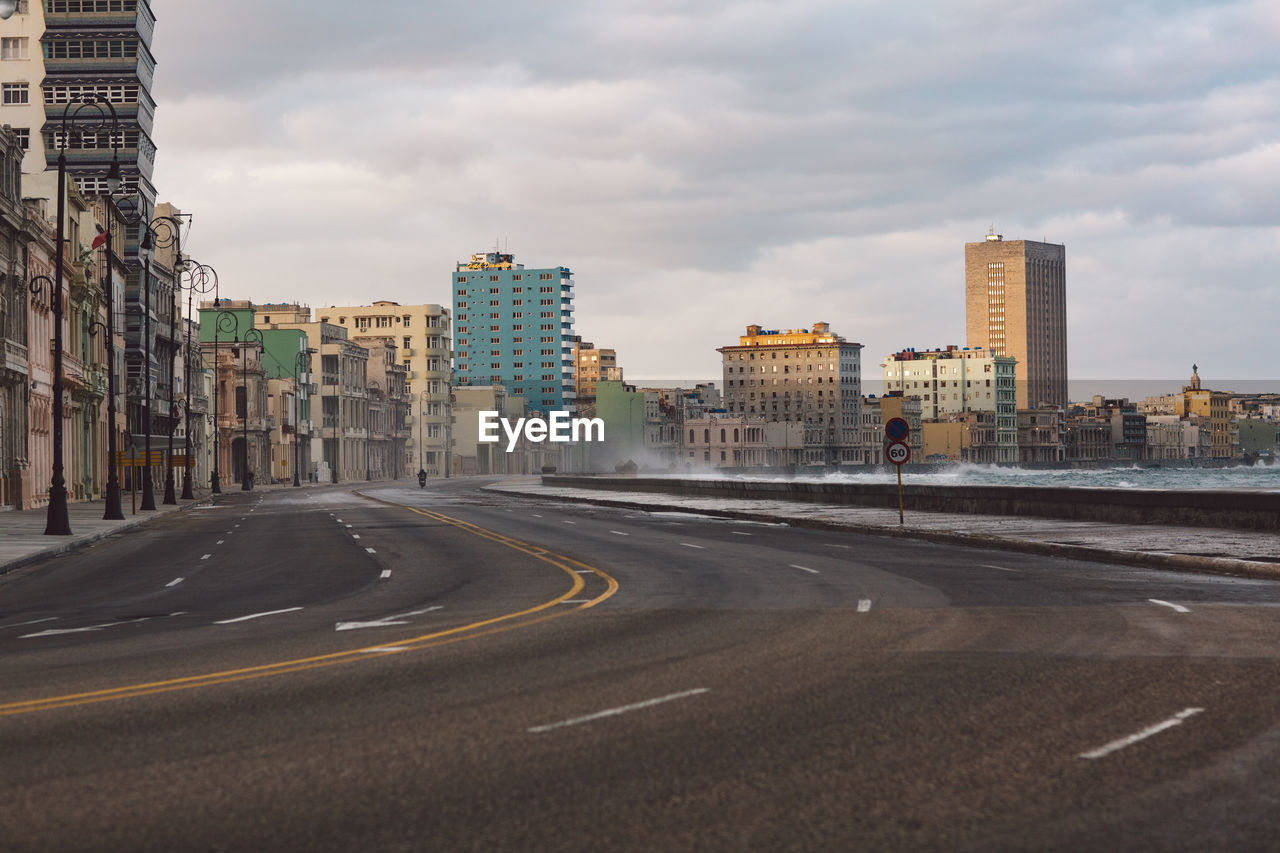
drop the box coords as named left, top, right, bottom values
left=775, top=463, right=1280, bottom=491
left=691, top=461, right=1280, bottom=489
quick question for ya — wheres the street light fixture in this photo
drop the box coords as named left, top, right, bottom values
left=180, top=262, right=218, bottom=499
left=140, top=215, right=187, bottom=506
left=292, top=349, right=313, bottom=487
left=213, top=309, right=238, bottom=494
left=242, top=327, right=263, bottom=490
left=0, top=2, right=19, bottom=21
left=365, top=379, right=382, bottom=481
left=37, top=95, right=122, bottom=534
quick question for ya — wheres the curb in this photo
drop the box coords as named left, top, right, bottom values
left=483, top=485, right=1280, bottom=582
left=0, top=496, right=217, bottom=578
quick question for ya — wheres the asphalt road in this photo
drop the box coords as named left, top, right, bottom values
left=2, top=477, right=1280, bottom=851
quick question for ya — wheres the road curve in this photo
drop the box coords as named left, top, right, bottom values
left=2, top=478, right=1279, bottom=851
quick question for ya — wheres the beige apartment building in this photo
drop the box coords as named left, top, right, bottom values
left=253, top=305, right=369, bottom=483
left=881, top=345, right=1018, bottom=462
left=965, top=234, right=1067, bottom=410
left=315, top=301, right=452, bottom=477
left=719, top=322, right=863, bottom=465
left=573, top=340, right=620, bottom=403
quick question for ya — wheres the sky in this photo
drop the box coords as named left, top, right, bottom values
left=149, top=0, right=1280, bottom=385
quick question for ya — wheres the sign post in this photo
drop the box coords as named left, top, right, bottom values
left=885, top=419, right=911, bottom=526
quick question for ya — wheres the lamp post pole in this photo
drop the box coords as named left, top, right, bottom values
left=180, top=262, right=216, bottom=499
left=293, top=350, right=309, bottom=487
left=213, top=310, right=237, bottom=494
left=138, top=237, right=156, bottom=511
left=141, top=216, right=185, bottom=506
left=98, top=187, right=123, bottom=520
left=242, top=327, right=263, bottom=490
left=419, top=390, right=427, bottom=474
left=365, top=380, right=382, bottom=481
left=39, top=96, right=120, bottom=534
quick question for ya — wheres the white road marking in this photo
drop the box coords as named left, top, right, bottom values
left=532, top=514, right=544, bottom=518
left=0, top=617, right=58, bottom=629
left=335, top=606, right=442, bottom=632
left=824, top=544, right=852, bottom=550
left=345, top=524, right=353, bottom=528
left=732, top=531, right=752, bottom=536
left=575, top=569, right=594, bottom=574
left=352, top=534, right=360, bottom=539
left=380, top=570, right=391, bottom=579
left=22, top=617, right=150, bottom=638
left=365, top=547, right=377, bottom=554
left=857, top=599, right=872, bottom=612
left=561, top=599, right=592, bottom=604
left=234, top=524, right=240, bottom=528
left=1149, top=599, right=1191, bottom=614
left=201, top=554, right=211, bottom=560
left=680, top=543, right=705, bottom=549
left=563, top=520, right=576, bottom=525
left=790, top=564, right=819, bottom=574
left=610, top=530, right=629, bottom=536
left=360, top=646, right=409, bottom=654
left=217, top=539, right=225, bottom=545
left=336, top=518, right=343, bottom=523
left=214, top=607, right=303, bottom=625
left=166, top=577, right=185, bottom=588
left=982, top=564, right=1022, bottom=573
left=1079, top=708, right=1205, bottom=759
left=528, top=688, right=711, bottom=733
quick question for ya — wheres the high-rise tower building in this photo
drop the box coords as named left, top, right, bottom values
left=965, top=233, right=1067, bottom=410
left=451, top=251, right=576, bottom=415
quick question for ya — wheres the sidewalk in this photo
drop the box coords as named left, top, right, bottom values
left=487, top=478, right=1280, bottom=580
left=1, top=489, right=222, bottom=576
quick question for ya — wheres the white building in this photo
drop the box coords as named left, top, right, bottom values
left=881, top=345, right=1018, bottom=462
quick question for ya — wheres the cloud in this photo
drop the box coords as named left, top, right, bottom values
left=150, top=0, right=1280, bottom=385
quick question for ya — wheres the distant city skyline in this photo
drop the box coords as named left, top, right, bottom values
left=150, top=2, right=1280, bottom=381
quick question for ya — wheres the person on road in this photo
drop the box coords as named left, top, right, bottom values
left=417, top=469, right=427, bottom=489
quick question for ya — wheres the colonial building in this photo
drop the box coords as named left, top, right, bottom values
left=305, top=300, right=444, bottom=477
left=881, top=345, right=1017, bottom=462
left=719, top=322, right=863, bottom=465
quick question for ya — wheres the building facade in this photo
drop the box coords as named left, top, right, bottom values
left=305, top=300, right=449, bottom=477
left=719, top=322, right=863, bottom=465
left=881, top=345, right=1017, bottom=462
left=965, top=233, right=1067, bottom=410
left=451, top=251, right=576, bottom=415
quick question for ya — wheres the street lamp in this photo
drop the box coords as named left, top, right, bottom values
left=419, top=389, right=428, bottom=475
left=0, top=2, right=18, bottom=20
left=242, top=327, right=263, bottom=490
left=37, top=95, right=122, bottom=534
left=180, top=262, right=218, bottom=498
left=139, top=215, right=186, bottom=505
left=365, top=379, right=382, bottom=481
left=292, top=349, right=312, bottom=487
left=213, top=309, right=238, bottom=494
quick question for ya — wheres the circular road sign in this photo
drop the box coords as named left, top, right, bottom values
left=886, top=441, right=911, bottom=466
left=885, top=417, right=910, bottom=442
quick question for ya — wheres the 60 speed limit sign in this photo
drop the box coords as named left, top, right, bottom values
left=886, top=441, right=910, bottom=465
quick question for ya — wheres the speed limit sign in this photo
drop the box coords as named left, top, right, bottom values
left=886, top=441, right=910, bottom=466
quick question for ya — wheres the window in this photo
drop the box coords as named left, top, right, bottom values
left=403, top=337, right=411, bottom=349
left=2, top=83, right=28, bottom=105
left=11, top=128, right=28, bottom=150
left=1, top=38, right=28, bottom=61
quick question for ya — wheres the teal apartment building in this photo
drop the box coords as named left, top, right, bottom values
left=451, top=252, right=576, bottom=415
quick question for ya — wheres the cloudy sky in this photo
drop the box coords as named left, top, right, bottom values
left=150, top=0, right=1280, bottom=384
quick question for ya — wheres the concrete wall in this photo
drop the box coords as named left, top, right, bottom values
left=542, top=475, right=1280, bottom=531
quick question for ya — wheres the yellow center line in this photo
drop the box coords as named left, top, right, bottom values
left=0, top=501, right=619, bottom=717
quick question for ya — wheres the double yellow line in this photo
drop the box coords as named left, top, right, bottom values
left=0, top=504, right=618, bottom=717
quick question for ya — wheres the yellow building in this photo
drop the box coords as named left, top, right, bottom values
left=1179, top=365, right=1233, bottom=458
left=312, top=301, right=453, bottom=477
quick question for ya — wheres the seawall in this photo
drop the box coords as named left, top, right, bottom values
left=542, top=475, right=1280, bottom=532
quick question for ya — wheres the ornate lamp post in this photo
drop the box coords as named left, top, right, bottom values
left=365, top=379, right=382, bottom=481
left=241, top=327, right=263, bottom=490
left=37, top=95, right=122, bottom=534
left=180, top=262, right=217, bottom=499
left=213, top=309, right=238, bottom=494
left=138, top=216, right=186, bottom=506
left=292, top=349, right=311, bottom=487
